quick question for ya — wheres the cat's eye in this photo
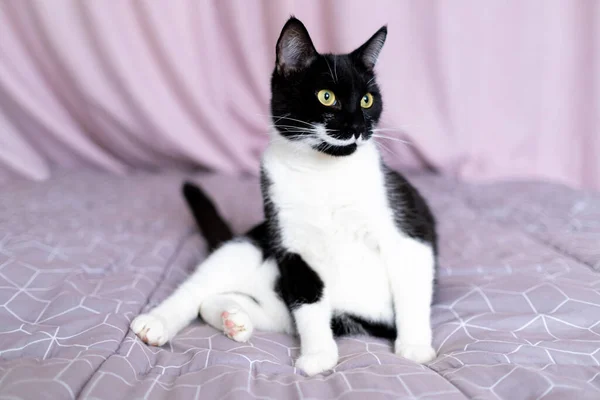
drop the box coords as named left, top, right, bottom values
left=317, top=90, right=336, bottom=106
left=361, top=93, right=374, bottom=109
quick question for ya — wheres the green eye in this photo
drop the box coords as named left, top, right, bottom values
left=361, top=93, right=374, bottom=109
left=317, top=89, right=336, bottom=106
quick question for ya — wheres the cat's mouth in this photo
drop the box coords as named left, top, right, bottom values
left=313, top=141, right=358, bottom=157
left=272, top=123, right=367, bottom=156
left=314, top=124, right=365, bottom=148
left=320, top=134, right=363, bottom=147
left=308, top=125, right=367, bottom=156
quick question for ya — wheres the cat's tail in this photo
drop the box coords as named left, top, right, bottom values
left=182, top=182, right=234, bottom=252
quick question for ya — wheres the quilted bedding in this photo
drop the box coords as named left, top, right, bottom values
left=0, top=170, right=599, bottom=399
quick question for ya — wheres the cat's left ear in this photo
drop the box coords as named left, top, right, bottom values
left=352, top=26, right=387, bottom=70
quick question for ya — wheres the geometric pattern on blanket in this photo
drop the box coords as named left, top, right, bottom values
left=0, top=171, right=598, bottom=399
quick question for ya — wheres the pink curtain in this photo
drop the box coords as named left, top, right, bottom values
left=1, top=0, right=598, bottom=188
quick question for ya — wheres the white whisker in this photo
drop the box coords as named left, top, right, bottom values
left=257, top=113, right=318, bottom=129
left=272, top=113, right=291, bottom=123
left=272, top=116, right=321, bottom=129
left=268, top=125, right=313, bottom=131
left=324, top=58, right=337, bottom=84
left=374, top=141, right=401, bottom=159
left=333, top=55, right=339, bottom=83
left=371, top=134, right=412, bottom=146
left=371, top=127, right=408, bottom=133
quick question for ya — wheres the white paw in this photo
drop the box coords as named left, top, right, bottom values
left=395, top=342, right=436, bottom=364
left=295, top=348, right=339, bottom=376
left=130, top=314, right=170, bottom=346
left=221, top=309, right=253, bottom=342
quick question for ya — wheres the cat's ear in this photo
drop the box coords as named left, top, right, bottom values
left=276, top=17, right=318, bottom=75
left=352, top=26, right=387, bottom=69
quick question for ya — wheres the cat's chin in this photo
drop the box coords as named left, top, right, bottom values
left=312, top=142, right=359, bottom=157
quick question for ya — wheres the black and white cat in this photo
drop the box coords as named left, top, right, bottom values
left=131, top=17, right=437, bottom=376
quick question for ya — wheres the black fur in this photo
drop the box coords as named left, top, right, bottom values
left=383, top=167, right=438, bottom=253
left=245, top=222, right=272, bottom=260
left=182, top=182, right=233, bottom=251
left=331, top=314, right=396, bottom=339
left=276, top=253, right=324, bottom=310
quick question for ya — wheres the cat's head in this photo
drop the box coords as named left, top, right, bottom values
left=270, top=17, right=387, bottom=157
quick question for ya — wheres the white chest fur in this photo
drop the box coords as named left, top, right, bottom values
left=262, top=141, right=397, bottom=322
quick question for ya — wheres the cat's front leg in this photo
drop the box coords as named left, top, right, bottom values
left=384, top=235, right=436, bottom=364
left=293, top=298, right=338, bottom=376
left=278, top=253, right=338, bottom=376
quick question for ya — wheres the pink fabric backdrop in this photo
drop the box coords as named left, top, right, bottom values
left=1, top=0, right=598, bottom=188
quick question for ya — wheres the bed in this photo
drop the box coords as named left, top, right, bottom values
left=0, top=170, right=598, bottom=399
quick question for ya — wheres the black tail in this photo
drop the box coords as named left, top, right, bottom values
left=182, top=182, right=234, bottom=252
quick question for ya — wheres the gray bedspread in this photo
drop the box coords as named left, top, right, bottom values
left=0, top=171, right=599, bottom=399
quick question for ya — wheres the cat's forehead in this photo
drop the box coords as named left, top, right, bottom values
left=314, top=54, right=374, bottom=89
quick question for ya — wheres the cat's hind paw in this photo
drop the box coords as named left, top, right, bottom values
left=130, top=314, right=170, bottom=346
left=221, top=309, right=253, bottom=342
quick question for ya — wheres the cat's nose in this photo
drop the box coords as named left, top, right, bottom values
left=352, top=131, right=361, bottom=139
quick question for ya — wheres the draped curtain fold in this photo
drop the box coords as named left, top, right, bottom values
left=0, top=0, right=598, bottom=188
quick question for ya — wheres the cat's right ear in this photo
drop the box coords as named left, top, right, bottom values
left=276, top=17, right=317, bottom=75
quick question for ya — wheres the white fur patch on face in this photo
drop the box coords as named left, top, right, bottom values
left=314, top=124, right=360, bottom=147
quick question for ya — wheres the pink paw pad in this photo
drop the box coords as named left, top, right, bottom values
left=220, top=309, right=253, bottom=342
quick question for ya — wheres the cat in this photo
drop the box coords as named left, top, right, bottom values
left=130, top=17, right=438, bottom=376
